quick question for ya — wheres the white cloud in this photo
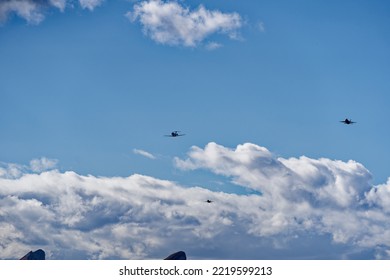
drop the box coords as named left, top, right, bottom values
left=133, top=149, right=156, bottom=160
left=205, top=41, right=223, bottom=51
left=366, top=178, right=390, bottom=213
left=0, top=163, right=24, bottom=179
left=175, top=142, right=390, bottom=253
left=0, top=0, right=102, bottom=24
left=30, top=157, right=58, bottom=172
left=1, top=143, right=390, bottom=259
left=1, top=157, right=57, bottom=179
left=0, top=0, right=46, bottom=24
left=50, top=0, right=67, bottom=11
left=175, top=142, right=371, bottom=208
left=257, top=21, right=265, bottom=33
left=1, top=171, right=249, bottom=259
left=79, top=0, right=104, bottom=11
left=127, top=0, right=243, bottom=47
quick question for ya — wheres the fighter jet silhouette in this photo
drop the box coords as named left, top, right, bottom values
left=164, top=131, right=185, bottom=137
left=340, top=118, right=356, bottom=125
left=205, top=199, right=213, bottom=203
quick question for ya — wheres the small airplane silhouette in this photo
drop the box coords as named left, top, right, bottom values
left=340, top=118, right=356, bottom=125
left=165, top=131, right=185, bottom=137
left=205, top=199, right=213, bottom=203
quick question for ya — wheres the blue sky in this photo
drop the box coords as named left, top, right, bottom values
left=1, top=0, right=390, bottom=260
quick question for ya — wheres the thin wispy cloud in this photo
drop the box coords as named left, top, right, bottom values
left=79, top=0, right=104, bottom=11
left=133, top=148, right=156, bottom=160
left=127, top=0, right=243, bottom=47
left=257, top=21, right=265, bottom=33
left=0, top=163, right=24, bottom=179
left=29, top=157, right=58, bottom=173
left=205, top=42, right=223, bottom=51
left=1, top=143, right=390, bottom=259
left=0, top=0, right=103, bottom=24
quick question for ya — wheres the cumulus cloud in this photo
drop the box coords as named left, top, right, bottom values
left=366, top=178, right=390, bottom=213
left=0, top=0, right=103, bottom=24
left=127, top=0, right=243, bottom=47
left=175, top=142, right=390, bottom=253
left=175, top=142, right=371, bottom=208
left=1, top=143, right=390, bottom=259
left=29, top=157, right=58, bottom=172
left=0, top=0, right=47, bottom=24
left=0, top=163, right=24, bottom=179
left=133, top=149, right=156, bottom=160
left=0, top=170, right=258, bottom=259
left=1, top=157, right=57, bottom=179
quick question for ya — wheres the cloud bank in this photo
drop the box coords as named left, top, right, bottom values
left=175, top=143, right=390, bottom=250
left=0, top=0, right=104, bottom=24
left=1, top=143, right=390, bottom=259
left=127, top=0, right=243, bottom=47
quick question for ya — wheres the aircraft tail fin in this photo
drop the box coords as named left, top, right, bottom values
left=164, top=251, right=187, bottom=260
left=20, top=249, right=45, bottom=260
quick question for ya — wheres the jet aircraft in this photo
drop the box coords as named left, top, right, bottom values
left=205, top=200, right=213, bottom=203
left=340, top=118, right=356, bottom=125
left=165, top=131, right=185, bottom=137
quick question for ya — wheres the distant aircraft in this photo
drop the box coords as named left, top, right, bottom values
left=340, top=118, right=356, bottom=125
left=205, top=200, right=213, bottom=203
left=165, top=131, right=185, bottom=137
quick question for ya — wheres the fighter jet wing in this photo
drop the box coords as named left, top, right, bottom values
left=164, top=134, right=185, bottom=137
